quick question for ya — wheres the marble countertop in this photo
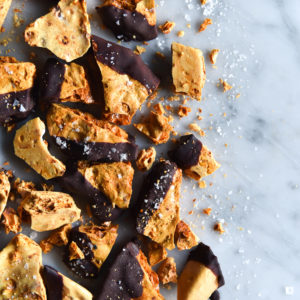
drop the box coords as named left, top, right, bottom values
left=0, top=0, right=299, bottom=299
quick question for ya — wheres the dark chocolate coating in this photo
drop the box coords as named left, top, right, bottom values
left=97, top=5, right=157, bottom=42
left=96, top=241, right=144, bottom=300
left=188, top=242, right=225, bottom=287
left=210, top=290, right=220, bottom=300
left=42, top=265, right=63, bottom=300
left=64, top=227, right=99, bottom=278
left=53, top=136, right=138, bottom=163
left=91, top=35, right=160, bottom=93
left=0, top=88, right=35, bottom=125
left=168, top=134, right=202, bottom=169
left=61, top=163, right=123, bottom=222
left=136, top=160, right=177, bottom=234
left=39, top=58, right=65, bottom=106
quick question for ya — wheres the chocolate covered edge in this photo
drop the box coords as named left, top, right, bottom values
left=210, top=290, right=220, bottom=300
left=39, top=58, right=65, bottom=106
left=97, top=5, right=157, bottom=42
left=96, top=241, right=144, bottom=300
left=54, top=136, right=138, bottom=163
left=61, top=163, right=123, bottom=222
left=136, top=160, right=178, bottom=234
left=91, top=35, right=160, bottom=94
left=188, top=242, right=225, bottom=287
left=0, top=88, right=35, bottom=125
left=42, top=265, right=63, bottom=300
left=168, top=134, right=202, bottom=169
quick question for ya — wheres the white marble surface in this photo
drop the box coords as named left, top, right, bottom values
left=0, top=0, right=300, bottom=299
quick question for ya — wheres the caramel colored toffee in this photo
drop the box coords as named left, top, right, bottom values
left=169, top=134, right=220, bottom=180
left=64, top=224, right=118, bottom=278
left=40, top=58, right=92, bottom=107
left=177, top=242, right=224, bottom=300
left=96, top=241, right=164, bottom=300
left=97, top=0, right=157, bottom=41
left=91, top=35, right=160, bottom=125
left=47, top=104, right=138, bottom=162
left=62, top=161, right=133, bottom=221
left=0, top=57, right=36, bottom=125
left=136, top=160, right=182, bottom=250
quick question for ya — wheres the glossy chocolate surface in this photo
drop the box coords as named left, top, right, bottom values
left=136, top=160, right=177, bottom=233
left=42, top=265, right=63, bottom=300
left=96, top=241, right=144, bottom=300
left=97, top=5, right=157, bottom=42
left=91, top=35, right=160, bottom=94
left=189, top=242, right=225, bottom=287
left=168, top=134, right=202, bottom=169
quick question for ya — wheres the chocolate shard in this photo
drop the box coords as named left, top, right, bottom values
left=64, top=224, right=118, bottom=278
left=188, top=242, right=225, bottom=287
left=136, top=160, right=182, bottom=250
left=40, top=58, right=93, bottom=107
left=168, top=134, right=202, bottom=169
left=46, top=104, right=138, bottom=162
left=91, top=35, right=160, bottom=125
left=96, top=241, right=164, bottom=300
left=97, top=2, right=157, bottom=41
left=43, top=265, right=93, bottom=300
left=39, top=58, right=66, bottom=106
left=178, top=242, right=224, bottom=300
left=61, top=162, right=125, bottom=222
left=0, top=57, right=36, bottom=125
left=210, top=290, right=220, bottom=300
left=168, top=134, right=220, bottom=181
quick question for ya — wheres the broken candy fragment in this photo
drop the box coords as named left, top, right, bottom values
left=172, top=42, right=206, bottom=101
left=134, top=111, right=173, bottom=144
left=97, top=0, right=157, bottom=41
left=24, top=0, right=91, bottom=62
left=136, top=147, right=156, bottom=171
left=47, top=104, right=138, bottom=162
left=136, top=160, right=182, bottom=250
left=0, top=56, right=36, bottom=125
left=40, top=58, right=93, bottom=107
left=175, top=220, right=199, bottom=250
left=0, top=234, right=47, bottom=299
left=0, top=170, right=10, bottom=217
left=157, top=257, right=177, bottom=285
left=2, top=207, right=22, bottom=234
left=64, top=223, right=118, bottom=278
left=168, top=134, right=220, bottom=180
left=42, top=265, right=93, bottom=300
left=91, top=35, right=160, bottom=125
left=62, top=160, right=134, bottom=221
left=14, top=117, right=66, bottom=180
left=0, top=0, right=12, bottom=30
left=177, top=242, right=225, bottom=300
left=96, top=241, right=164, bottom=300
left=18, top=190, right=81, bottom=232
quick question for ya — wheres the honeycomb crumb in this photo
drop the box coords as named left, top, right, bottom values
left=156, top=51, right=166, bottom=59
left=134, top=45, right=146, bottom=55
left=198, top=18, right=213, bottom=32
left=236, top=93, right=241, bottom=98
left=202, top=208, right=212, bottom=215
left=175, top=220, right=198, bottom=250
left=39, top=240, right=54, bottom=254
left=200, top=0, right=207, bottom=4
left=186, top=24, right=191, bottom=28
left=177, top=30, right=185, bottom=37
left=198, top=180, right=206, bottom=189
left=188, top=123, right=205, bottom=136
left=136, top=147, right=156, bottom=172
left=219, top=79, right=233, bottom=92
left=159, top=21, right=175, bottom=34
left=153, top=103, right=165, bottom=115
left=157, top=257, right=177, bottom=285
left=69, top=241, right=85, bottom=260
left=178, top=106, right=191, bottom=118
left=209, top=49, right=220, bottom=64
left=214, top=222, right=225, bottom=234
left=2, top=207, right=22, bottom=234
